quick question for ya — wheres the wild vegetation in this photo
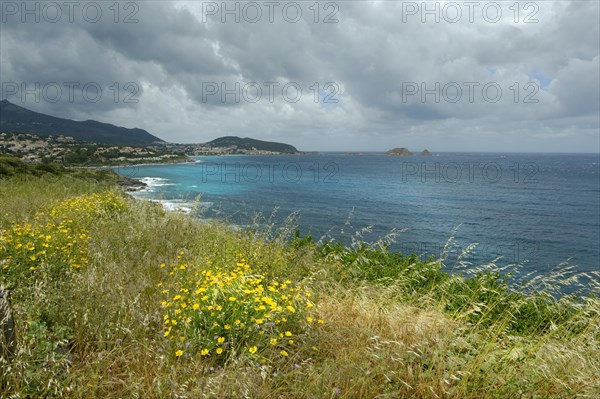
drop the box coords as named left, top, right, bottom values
left=0, top=163, right=599, bottom=398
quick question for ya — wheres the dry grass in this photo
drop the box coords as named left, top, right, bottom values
left=1, top=174, right=599, bottom=398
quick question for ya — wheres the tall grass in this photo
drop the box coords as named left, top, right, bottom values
left=1, top=173, right=598, bottom=398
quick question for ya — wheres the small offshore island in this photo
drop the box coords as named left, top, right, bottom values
left=385, top=147, right=432, bottom=156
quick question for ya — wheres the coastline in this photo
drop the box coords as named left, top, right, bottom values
left=119, top=176, right=200, bottom=214
left=116, top=175, right=148, bottom=192
left=110, top=152, right=310, bottom=194
left=67, top=157, right=196, bottom=170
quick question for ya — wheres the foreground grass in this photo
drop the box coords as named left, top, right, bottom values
left=1, top=173, right=599, bottom=398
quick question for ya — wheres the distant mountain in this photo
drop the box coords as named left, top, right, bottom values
left=204, top=136, right=299, bottom=154
left=0, top=100, right=164, bottom=146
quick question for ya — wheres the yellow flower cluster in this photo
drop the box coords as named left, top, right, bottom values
left=0, top=219, right=90, bottom=274
left=160, top=254, right=319, bottom=360
left=0, top=192, right=127, bottom=280
left=49, top=192, right=128, bottom=223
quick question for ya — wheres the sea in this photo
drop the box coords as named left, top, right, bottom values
left=114, top=152, right=600, bottom=281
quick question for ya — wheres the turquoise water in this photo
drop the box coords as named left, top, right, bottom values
left=115, top=153, right=600, bottom=277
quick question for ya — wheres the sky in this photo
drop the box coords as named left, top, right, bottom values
left=1, top=0, right=599, bottom=152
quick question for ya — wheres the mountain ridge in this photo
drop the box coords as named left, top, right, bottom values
left=0, top=100, right=164, bottom=146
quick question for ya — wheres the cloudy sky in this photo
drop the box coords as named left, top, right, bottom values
left=1, top=0, right=599, bottom=152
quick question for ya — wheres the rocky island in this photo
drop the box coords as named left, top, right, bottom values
left=385, top=147, right=413, bottom=156
left=385, top=148, right=432, bottom=156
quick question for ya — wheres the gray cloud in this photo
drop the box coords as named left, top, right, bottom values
left=0, top=0, right=598, bottom=152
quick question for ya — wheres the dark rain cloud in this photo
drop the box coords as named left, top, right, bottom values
left=0, top=0, right=598, bottom=152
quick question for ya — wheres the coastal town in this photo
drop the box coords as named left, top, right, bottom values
left=0, top=132, right=297, bottom=166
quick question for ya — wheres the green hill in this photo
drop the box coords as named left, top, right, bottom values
left=205, top=136, right=299, bottom=154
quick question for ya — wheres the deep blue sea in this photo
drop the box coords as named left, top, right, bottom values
left=115, top=153, right=600, bottom=278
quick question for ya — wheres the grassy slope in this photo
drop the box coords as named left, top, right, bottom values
left=0, top=171, right=599, bottom=398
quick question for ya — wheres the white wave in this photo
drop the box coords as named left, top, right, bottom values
left=150, top=199, right=194, bottom=214
left=137, top=177, right=176, bottom=193
left=140, top=177, right=175, bottom=187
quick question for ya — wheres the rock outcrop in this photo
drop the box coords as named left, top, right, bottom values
left=385, top=147, right=412, bottom=156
